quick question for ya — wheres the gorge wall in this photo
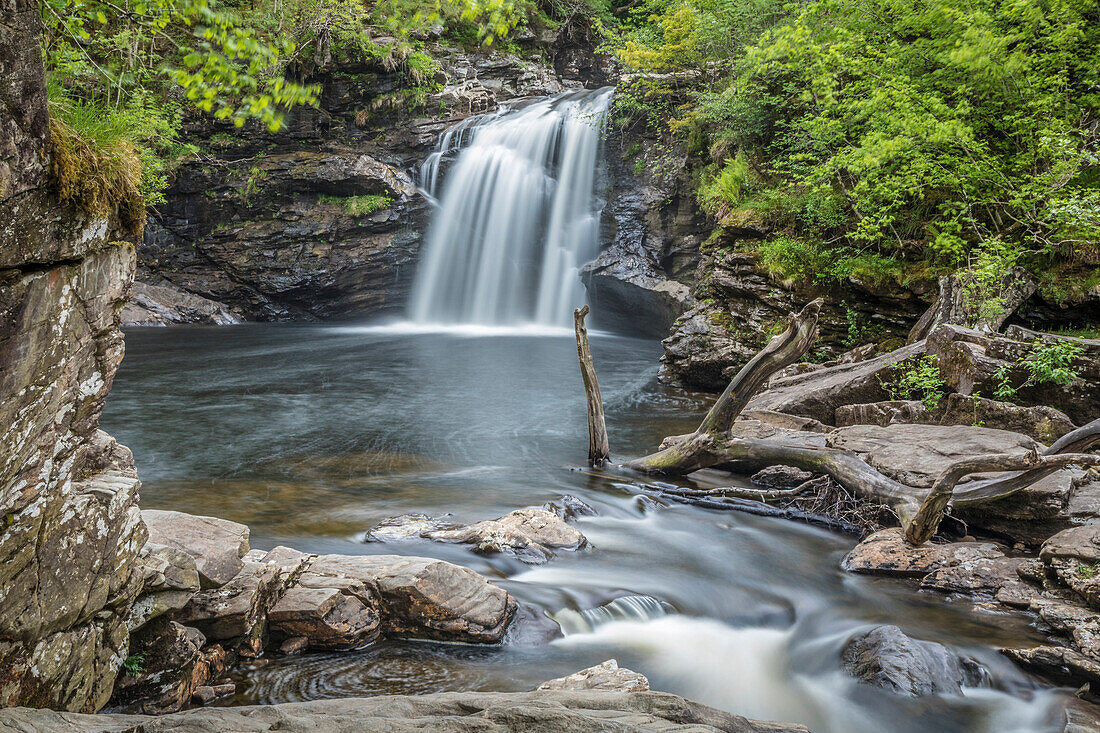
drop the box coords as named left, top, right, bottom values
left=0, top=0, right=145, bottom=710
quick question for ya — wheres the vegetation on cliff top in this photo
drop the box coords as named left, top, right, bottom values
left=606, top=0, right=1100, bottom=296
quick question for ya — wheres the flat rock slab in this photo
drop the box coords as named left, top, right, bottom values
left=0, top=691, right=809, bottom=732
left=426, top=508, right=588, bottom=564
left=142, top=510, right=250, bottom=588
left=537, top=659, right=650, bottom=693
left=827, top=424, right=1040, bottom=488
left=842, top=528, right=1004, bottom=577
left=842, top=625, right=984, bottom=697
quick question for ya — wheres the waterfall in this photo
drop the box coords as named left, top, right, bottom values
left=409, top=87, right=614, bottom=327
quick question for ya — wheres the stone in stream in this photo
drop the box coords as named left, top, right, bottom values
left=537, top=659, right=650, bottom=692
left=142, top=509, right=251, bottom=588
left=363, top=512, right=454, bottom=542
left=920, top=557, right=1028, bottom=598
left=842, top=528, right=1005, bottom=577
left=267, top=586, right=381, bottom=650
left=0, top=691, right=811, bottom=732
left=301, top=553, right=517, bottom=643
left=425, top=507, right=589, bottom=564
left=842, top=625, right=985, bottom=697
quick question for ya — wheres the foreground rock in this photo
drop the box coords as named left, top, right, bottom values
left=842, top=625, right=984, bottom=696
left=425, top=508, right=589, bottom=564
left=537, top=659, right=650, bottom=693
left=0, top=690, right=809, bottom=732
left=0, top=9, right=144, bottom=710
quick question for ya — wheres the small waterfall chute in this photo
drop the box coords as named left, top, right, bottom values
left=553, top=594, right=675, bottom=635
left=410, top=87, right=614, bottom=328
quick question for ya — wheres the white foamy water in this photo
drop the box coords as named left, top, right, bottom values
left=410, top=88, right=613, bottom=327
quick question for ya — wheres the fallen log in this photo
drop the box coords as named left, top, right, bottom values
left=607, top=299, right=1099, bottom=544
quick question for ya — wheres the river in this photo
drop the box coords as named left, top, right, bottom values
left=101, top=323, right=1068, bottom=732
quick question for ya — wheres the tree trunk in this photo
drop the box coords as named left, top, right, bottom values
left=574, top=305, right=610, bottom=466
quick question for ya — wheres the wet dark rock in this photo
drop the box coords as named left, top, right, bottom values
left=660, top=249, right=929, bottom=392
left=0, top=690, right=811, bottom=732
left=1002, top=646, right=1100, bottom=688
left=537, top=659, right=650, bottom=693
left=110, top=619, right=223, bottom=714
left=142, top=510, right=251, bottom=589
left=279, top=636, right=308, bottom=655
left=363, top=513, right=454, bottom=542
left=842, top=625, right=985, bottom=697
left=426, top=508, right=589, bottom=564
left=842, top=528, right=1005, bottom=577
left=581, top=241, right=694, bottom=337
left=503, top=603, right=564, bottom=647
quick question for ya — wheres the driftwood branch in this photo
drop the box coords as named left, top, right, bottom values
left=574, top=305, right=610, bottom=466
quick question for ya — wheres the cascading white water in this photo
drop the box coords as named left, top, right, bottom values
left=409, top=87, right=614, bottom=327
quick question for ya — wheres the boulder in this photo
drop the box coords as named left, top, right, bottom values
left=268, top=586, right=381, bottom=650
left=141, top=510, right=250, bottom=588
left=842, top=528, right=1005, bottom=577
left=0, top=690, right=810, bottom=732
left=425, top=508, right=589, bottom=564
left=301, top=553, right=516, bottom=643
left=747, top=342, right=928, bottom=424
left=537, top=659, right=650, bottom=693
left=826, top=423, right=1040, bottom=488
left=842, top=625, right=985, bottom=696
left=581, top=242, right=694, bottom=338
left=834, top=394, right=1076, bottom=444
left=1041, top=525, right=1100, bottom=609
left=660, top=304, right=759, bottom=391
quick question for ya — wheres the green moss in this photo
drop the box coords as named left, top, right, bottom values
left=319, top=193, right=393, bottom=216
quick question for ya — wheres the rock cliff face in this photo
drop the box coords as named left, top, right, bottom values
left=0, top=1, right=144, bottom=711
left=136, top=40, right=611, bottom=323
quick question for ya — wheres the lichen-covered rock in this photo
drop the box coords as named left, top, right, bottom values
left=141, top=510, right=250, bottom=588
left=842, top=528, right=1005, bottom=577
left=0, top=690, right=811, bottom=732
left=537, top=660, right=650, bottom=693
left=842, top=625, right=985, bottom=697
left=1041, top=525, right=1100, bottom=609
left=1, top=10, right=145, bottom=707
left=426, top=508, right=589, bottom=564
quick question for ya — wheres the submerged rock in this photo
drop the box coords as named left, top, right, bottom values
left=426, top=507, right=589, bottom=564
left=842, top=625, right=985, bottom=697
left=363, top=513, right=454, bottom=542
left=537, top=659, right=650, bottom=693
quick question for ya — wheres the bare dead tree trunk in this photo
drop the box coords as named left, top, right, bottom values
left=574, top=305, right=610, bottom=466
